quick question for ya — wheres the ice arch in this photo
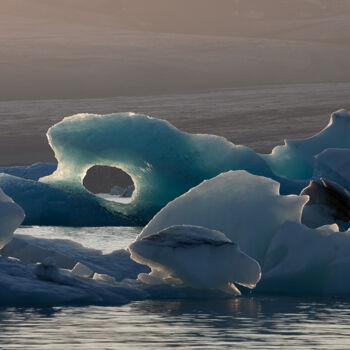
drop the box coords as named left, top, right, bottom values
left=40, top=112, right=277, bottom=222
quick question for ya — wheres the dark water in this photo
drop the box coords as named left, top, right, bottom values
left=1, top=297, right=350, bottom=349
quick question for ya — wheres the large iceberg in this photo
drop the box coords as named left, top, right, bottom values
left=40, top=112, right=275, bottom=219
left=139, top=171, right=307, bottom=263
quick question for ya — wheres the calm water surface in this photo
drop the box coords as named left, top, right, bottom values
left=1, top=297, right=350, bottom=349
left=3, top=227, right=350, bottom=349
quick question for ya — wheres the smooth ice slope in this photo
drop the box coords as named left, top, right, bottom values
left=129, top=225, right=261, bottom=295
left=263, top=109, right=350, bottom=180
left=259, top=222, right=350, bottom=295
left=139, top=171, right=308, bottom=263
left=0, top=188, right=25, bottom=249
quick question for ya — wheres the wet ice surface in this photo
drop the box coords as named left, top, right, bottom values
left=16, top=226, right=141, bottom=254
left=1, top=297, right=350, bottom=349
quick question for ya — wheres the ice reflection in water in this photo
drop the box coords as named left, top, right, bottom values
left=1, top=297, right=350, bottom=349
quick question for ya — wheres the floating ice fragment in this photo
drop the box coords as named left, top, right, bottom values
left=129, top=225, right=261, bottom=295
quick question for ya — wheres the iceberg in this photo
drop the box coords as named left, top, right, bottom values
left=139, top=171, right=307, bottom=263
left=129, top=225, right=261, bottom=295
left=40, top=112, right=275, bottom=219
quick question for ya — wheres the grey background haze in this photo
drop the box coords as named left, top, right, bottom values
left=1, top=0, right=350, bottom=166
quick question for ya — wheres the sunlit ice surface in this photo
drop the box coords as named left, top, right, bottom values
left=1, top=297, right=350, bottom=349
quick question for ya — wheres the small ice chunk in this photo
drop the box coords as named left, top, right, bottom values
left=71, top=262, right=94, bottom=278
left=93, top=273, right=116, bottom=284
left=129, top=225, right=261, bottom=295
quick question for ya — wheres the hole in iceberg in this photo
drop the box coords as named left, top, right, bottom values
left=83, top=165, right=134, bottom=203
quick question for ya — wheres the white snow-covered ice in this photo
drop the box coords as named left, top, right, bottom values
left=139, top=171, right=307, bottom=263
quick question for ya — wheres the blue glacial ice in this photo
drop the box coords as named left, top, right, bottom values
left=40, top=112, right=277, bottom=221
left=263, top=109, right=350, bottom=180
